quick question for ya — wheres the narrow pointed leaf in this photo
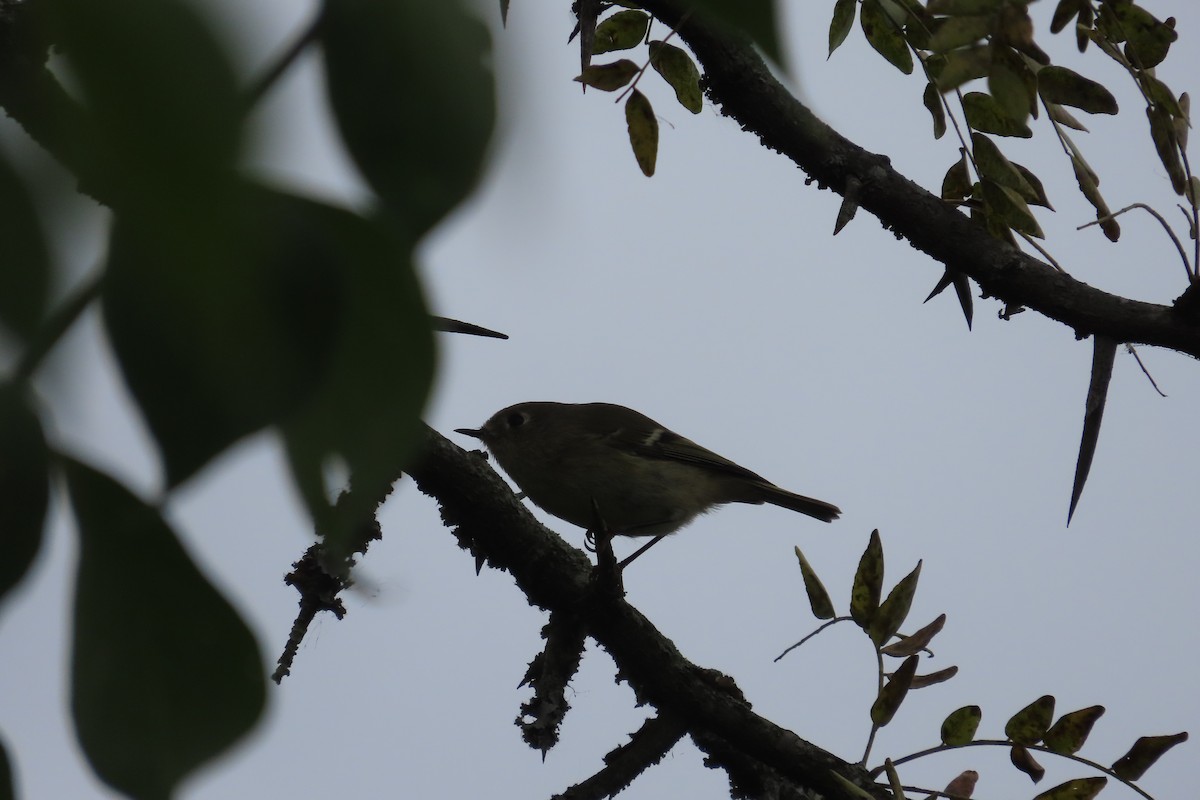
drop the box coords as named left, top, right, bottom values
left=884, top=759, right=906, bottom=800
left=860, top=0, right=913, bottom=74
left=592, top=9, right=649, bottom=54
left=1044, top=706, right=1105, bottom=754
left=923, top=82, right=948, bottom=139
left=1032, top=777, right=1107, bottom=800
left=1068, top=336, right=1117, bottom=523
left=794, top=546, right=836, bottom=620
left=850, top=529, right=884, bottom=629
left=0, top=385, right=48, bottom=605
left=909, top=665, right=958, bottom=688
left=649, top=41, right=703, bottom=114
left=1070, top=156, right=1118, bottom=241
left=1011, top=743, right=1046, bottom=782
left=625, top=90, right=658, bottom=176
left=1111, top=732, right=1188, bottom=781
left=1147, top=106, right=1187, bottom=195
left=881, top=613, right=946, bottom=657
left=1048, top=102, right=1089, bottom=131
left=941, top=705, right=982, bottom=745
left=65, top=459, right=265, bottom=800
left=870, top=560, right=922, bottom=646
left=575, top=59, right=640, bottom=92
left=1005, top=695, right=1056, bottom=745
left=829, top=0, right=857, bottom=57
left=870, top=654, right=918, bottom=726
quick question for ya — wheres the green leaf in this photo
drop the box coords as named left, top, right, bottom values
left=1114, top=4, right=1176, bottom=69
left=1011, top=744, right=1046, bottom=783
left=322, top=0, right=495, bottom=237
left=971, top=133, right=1035, bottom=195
left=65, top=459, right=265, bottom=800
left=941, top=152, right=972, bottom=200
left=1111, top=732, right=1189, bottom=781
left=688, top=0, right=781, bottom=65
left=0, top=154, right=49, bottom=343
left=575, top=60, right=641, bottom=92
left=1012, top=162, right=1053, bottom=208
left=649, top=41, right=703, bottom=114
left=963, top=91, right=1033, bottom=137
left=870, top=654, right=918, bottom=726
left=1044, top=706, right=1105, bottom=755
left=1140, top=74, right=1184, bottom=118
left=1037, top=66, right=1118, bottom=115
left=794, top=546, right=836, bottom=620
left=850, top=529, right=884, bottom=629
left=1050, top=0, right=1087, bottom=34
left=1005, top=695, right=1056, bottom=745
left=981, top=180, right=1044, bottom=237
left=1032, top=777, right=1107, bottom=800
left=881, top=613, right=946, bottom=657
left=1147, top=106, right=1187, bottom=195
left=1070, top=155, right=1119, bottom=241
left=625, top=90, right=658, bottom=177
left=934, top=45, right=991, bottom=92
left=275, top=195, right=434, bottom=564
left=1047, top=102, right=1089, bottom=131
left=941, top=705, right=982, bottom=745
left=928, top=15, right=992, bottom=53
left=988, top=46, right=1037, bottom=125
left=860, top=1, right=913, bottom=74
left=591, top=9, right=650, bottom=54
left=923, top=82, right=948, bottom=139
left=102, top=184, right=339, bottom=487
left=0, top=385, right=48, bottom=606
left=829, top=0, right=857, bottom=57
left=869, top=560, right=922, bottom=647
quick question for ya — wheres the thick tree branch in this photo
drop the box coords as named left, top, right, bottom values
left=408, top=426, right=880, bottom=800
left=637, top=0, right=1200, bottom=358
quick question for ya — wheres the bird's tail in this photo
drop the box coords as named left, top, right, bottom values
left=755, top=484, right=841, bottom=522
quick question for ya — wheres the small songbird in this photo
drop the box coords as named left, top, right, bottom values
left=456, top=402, right=840, bottom=552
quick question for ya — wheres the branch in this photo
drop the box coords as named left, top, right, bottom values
left=635, top=1, right=1200, bottom=357
left=407, top=426, right=879, bottom=799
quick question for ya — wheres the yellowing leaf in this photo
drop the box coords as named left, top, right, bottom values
left=625, top=90, right=658, bottom=176
left=649, top=41, right=703, bottom=114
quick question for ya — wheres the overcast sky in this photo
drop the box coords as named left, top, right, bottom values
left=1, top=1, right=1197, bottom=798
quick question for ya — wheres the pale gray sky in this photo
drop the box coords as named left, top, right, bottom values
left=1, top=1, right=1196, bottom=798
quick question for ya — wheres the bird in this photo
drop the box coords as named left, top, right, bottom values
left=455, top=402, right=839, bottom=561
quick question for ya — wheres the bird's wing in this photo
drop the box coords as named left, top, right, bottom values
left=604, top=423, right=772, bottom=484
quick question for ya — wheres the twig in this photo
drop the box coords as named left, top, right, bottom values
left=1078, top=202, right=1193, bottom=280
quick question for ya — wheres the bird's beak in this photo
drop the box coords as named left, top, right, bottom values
left=455, top=427, right=484, bottom=439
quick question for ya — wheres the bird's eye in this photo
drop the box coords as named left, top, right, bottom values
left=506, top=412, right=527, bottom=429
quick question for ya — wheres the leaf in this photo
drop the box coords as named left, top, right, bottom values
left=1111, top=732, right=1189, bottom=781
left=941, top=705, right=982, bottom=745
left=625, top=90, right=658, bottom=177
left=0, top=385, right=49, bottom=606
left=1012, top=162, right=1053, bottom=208
left=941, top=152, right=972, bottom=200
left=850, top=529, right=884, bottom=630
left=1068, top=336, right=1117, bottom=523
left=1070, top=155, right=1118, bottom=241
left=882, top=613, right=947, bottom=656
left=591, top=9, right=650, bottom=54
left=884, top=759, right=906, bottom=800
left=829, top=770, right=878, bottom=800
left=981, top=180, right=1044, bottom=238
left=1044, top=706, right=1105, bottom=754
left=1147, top=106, right=1187, bottom=195
left=1048, top=102, right=1089, bottom=131
left=649, top=41, right=703, bottom=114
left=943, top=770, right=979, bottom=798
left=274, top=193, right=434, bottom=562
left=972, top=133, right=1035, bottom=194
left=924, top=82, right=948, bottom=139
left=988, top=45, right=1037, bottom=124
left=1011, top=743, right=1046, bottom=782
left=870, top=654, right=918, bottom=727
left=0, top=153, right=49, bottom=343
left=687, top=0, right=782, bottom=65
left=963, top=91, right=1033, bottom=137
left=1005, top=695, right=1056, bottom=745
left=934, top=45, right=991, bottom=92
left=1050, top=0, right=1087, bottom=34
left=1037, top=66, right=1118, bottom=115
left=829, top=0, right=857, bottom=57
left=870, top=560, right=922, bottom=646
left=928, top=15, right=992, bottom=54
left=575, top=59, right=640, bottom=92
left=1114, top=4, right=1176, bottom=69
left=794, top=546, right=836, bottom=620
left=102, top=184, right=339, bottom=487
left=860, top=0, right=913, bottom=74
left=65, top=459, right=265, bottom=800
left=1032, top=777, right=1107, bottom=800
left=322, top=0, right=496, bottom=237
left=909, top=665, right=958, bottom=688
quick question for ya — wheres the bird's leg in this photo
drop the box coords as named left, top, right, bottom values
left=588, top=499, right=624, bottom=595
left=616, top=534, right=666, bottom=571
